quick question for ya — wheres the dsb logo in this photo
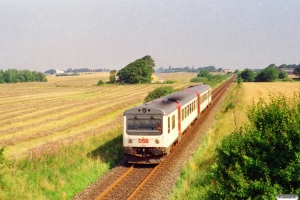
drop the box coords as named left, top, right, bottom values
left=138, top=139, right=149, bottom=143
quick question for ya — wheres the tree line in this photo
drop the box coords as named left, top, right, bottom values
left=238, top=63, right=300, bottom=82
left=157, top=65, right=223, bottom=73
left=45, top=68, right=110, bottom=75
left=0, top=69, right=47, bottom=84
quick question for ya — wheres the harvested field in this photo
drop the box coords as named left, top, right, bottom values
left=0, top=72, right=194, bottom=158
left=241, top=82, right=300, bottom=105
left=155, top=72, right=226, bottom=83
left=230, top=82, right=300, bottom=129
left=155, top=72, right=197, bottom=83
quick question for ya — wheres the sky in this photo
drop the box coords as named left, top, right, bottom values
left=0, top=0, right=299, bottom=72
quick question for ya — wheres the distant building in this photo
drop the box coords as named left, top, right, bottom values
left=279, top=68, right=294, bottom=75
left=56, top=69, right=64, bottom=74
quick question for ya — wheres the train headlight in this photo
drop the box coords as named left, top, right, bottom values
left=155, top=139, right=159, bottom=144
left=128, top=139, right=133, bottom=143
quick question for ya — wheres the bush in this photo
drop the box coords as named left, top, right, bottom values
left=144, top=86, right=176, bottom=102
left=190, top=77, right=207, bottom=83
left=278, top=71, right=287, bottom=79
left=97, top=80, right=105, bottom=85
left=282, top=77, right=293, bottom=82
left=206, top=94, right=300, bottom=199
left=224, top=102, right=235, bottom=112
left=204, top=74, right=231, bottom=87
left=164, top=80, right=177, bottom=84
left=197, top=70, right=213, bottom=80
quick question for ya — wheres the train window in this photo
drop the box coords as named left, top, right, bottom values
left=190, top=103, right=192, bottom=113
left=187, top=105, right=189, bottom=116
left=172, top=115, right=175, bottom=130
left=185, top=107, right=188, bottom=117
left=126, top=115, right=162, bottom=135
left=182, top=109, right=185, bottom=121
left=168, top=116, right=170, bottom=133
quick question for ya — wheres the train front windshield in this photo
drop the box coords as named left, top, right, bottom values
left=126, top=115, right=162, bottom=135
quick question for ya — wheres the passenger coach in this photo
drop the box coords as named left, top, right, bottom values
left=123, top=84, right=212, bottom=164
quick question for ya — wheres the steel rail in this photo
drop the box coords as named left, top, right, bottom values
left=127, top=164, right=160, bottom=200
left=95, top=164, right=135, bottom=200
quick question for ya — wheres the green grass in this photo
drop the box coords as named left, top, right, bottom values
left=0, top=127, right=123, bottom=199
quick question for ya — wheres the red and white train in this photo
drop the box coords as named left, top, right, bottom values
left=123, top=84, right=212, bottom=164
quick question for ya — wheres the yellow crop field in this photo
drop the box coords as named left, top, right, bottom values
left=0, top=72, right=194, bottom=159
left=230, top=81, right=300, bottom=129
left=241, top=82, right=300, bottom=104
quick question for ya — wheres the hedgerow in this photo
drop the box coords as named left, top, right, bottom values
left=144, top=86, right=176, bottom=102
left=206, top=94, right=300, bottom=199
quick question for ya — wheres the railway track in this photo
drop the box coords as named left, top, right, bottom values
left=95, top=164, right=159, bottom=200
left=73, top=75, right=236, bottom=200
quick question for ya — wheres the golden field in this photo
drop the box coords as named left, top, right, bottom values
left=241, top=82, right=300, bottom=104
left=0, top=72, right=196, bottom=158
left=234, top=81, right=300, bottom=127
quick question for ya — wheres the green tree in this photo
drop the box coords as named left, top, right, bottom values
left=97, top=79, right=105, bottom=85
left=45, top=69, right=56, bottom=75
left=206, top=94, right=300, bottom=199
left=238, top=68, right=256, bottom=82
left=255, top=64, right=279, bottom=82
left=117, top=56, right=153, bottom=84
left=3, top=69, right=15, bottom=83
left=141, top=55, right=155, bottom=72
left=197, top=70, right=213, bottom=80
left=279, top=64, right=287, bottom=69
left=293, top=64, right=300, bottom=77
left=278, top=70, right=287, bottom=79
left=0, top=70, right=4, bottom=83
left=108, top=70, right=117, bottom=83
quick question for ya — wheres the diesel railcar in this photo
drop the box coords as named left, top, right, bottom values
left=123, top=84, right=212, bottom=164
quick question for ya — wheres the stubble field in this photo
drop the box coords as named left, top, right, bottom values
left=0, top=72, right=198, bottom=158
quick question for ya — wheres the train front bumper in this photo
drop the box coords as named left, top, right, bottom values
left=124, top=147, right=166, bottom=164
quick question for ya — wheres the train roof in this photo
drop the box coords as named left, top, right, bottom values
left=124, top=84, right=211, bottom=116
left=186, top=84, right=211, bottom=95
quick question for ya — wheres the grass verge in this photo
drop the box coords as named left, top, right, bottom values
left=0, top=127, right=123, bottom=200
